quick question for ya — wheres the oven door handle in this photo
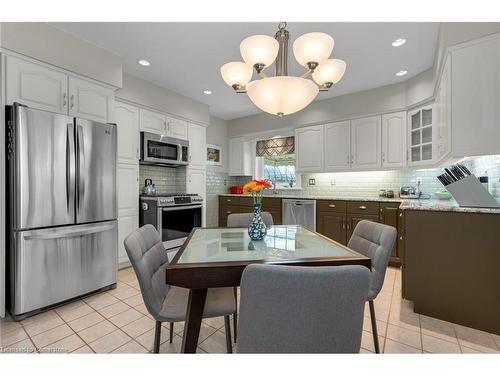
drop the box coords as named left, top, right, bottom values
left=162, top=205, right=203, bottom=212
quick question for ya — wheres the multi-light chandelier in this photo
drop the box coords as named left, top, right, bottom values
left=220, top=22, right=346, bottom=117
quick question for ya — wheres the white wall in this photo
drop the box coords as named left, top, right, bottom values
left=206, top=116, right=229, bottom=173
left=228, top=81, right=408, bottom=137
left=0, top=23, right=122, bottom=88
left=116, top=73, right=210, bottom=125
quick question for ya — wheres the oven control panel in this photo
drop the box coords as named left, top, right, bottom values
left=158, top=197, right=175, bottom=206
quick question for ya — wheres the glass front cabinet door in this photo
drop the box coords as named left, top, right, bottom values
left=407, top=104, right=436, bottom=166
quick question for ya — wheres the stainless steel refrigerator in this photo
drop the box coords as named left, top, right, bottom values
left=6, top=103, right=118, bottom=320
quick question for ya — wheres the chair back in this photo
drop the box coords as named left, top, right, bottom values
left=237, top=264, right=370, bottom=353
left=227, top=212, right=274, bottom=228
left=347, top=220, right=397, bottom=300
left=123, top=224, right=169, bottom=321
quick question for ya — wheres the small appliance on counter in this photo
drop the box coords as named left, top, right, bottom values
left=400, top=186, right=421, bottom=199
left=437, top=164, right=500, bottom=208
left=229, top=186, right=243, bottom=194
left=143, top=179, right=157, bottom=196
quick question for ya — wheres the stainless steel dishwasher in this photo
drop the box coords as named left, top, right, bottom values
left=282, top=199, right=316, bottom=231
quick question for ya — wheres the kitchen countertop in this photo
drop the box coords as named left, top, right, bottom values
left=219, top=193, right=402, bottom=203
left=399, top=199, right=500, bottom=214
left=219, top=193, right=500, bottom=214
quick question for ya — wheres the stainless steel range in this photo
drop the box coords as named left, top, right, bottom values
left=139, top=194, right=203, bottom=250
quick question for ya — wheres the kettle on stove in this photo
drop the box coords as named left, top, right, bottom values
left=143, top=179, right=156, bottom=196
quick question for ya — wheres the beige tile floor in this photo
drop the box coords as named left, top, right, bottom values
left=1, top=266, right=499, bottom=354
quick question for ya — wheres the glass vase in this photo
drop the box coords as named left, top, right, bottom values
left=248, top=203, right=267, bottom=241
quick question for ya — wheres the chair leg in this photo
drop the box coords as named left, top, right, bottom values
left=169, top=322, right=174, bottom=343
left=368, top=300, right=380, bottom=354
left=233, top=286, right=238, bottom=343
left=153, top=321, right=162, bottom=353
left=224, top=315, right=233, bottom=353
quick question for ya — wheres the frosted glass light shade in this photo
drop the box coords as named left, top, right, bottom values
left=220, top=62, right=253, bottom=87
left=312, top=59, right=346, bottom=85
left=293, top=32, right=334, bottom=66
left=246, top=76, right=319, bottom=116
left=240, top=35, right=279, bottom=67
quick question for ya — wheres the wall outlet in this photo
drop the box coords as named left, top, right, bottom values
left=308, top=178, right=316, bottom=186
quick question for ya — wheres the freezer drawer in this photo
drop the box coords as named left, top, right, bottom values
left=11, top=221, right=118, bottom=317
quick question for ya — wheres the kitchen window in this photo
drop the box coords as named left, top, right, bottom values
left=255, top=136, right=301, bottom=189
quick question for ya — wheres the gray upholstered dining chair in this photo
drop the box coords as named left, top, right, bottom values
left=237, top=264, right=370, bottom=353
left=226, top=211, right=273, bottom=343
left=123, top=224, right=236, bottom=353
left=347, top=220, right=397, bottom=354
left=227, top=212, right=274, bottom=228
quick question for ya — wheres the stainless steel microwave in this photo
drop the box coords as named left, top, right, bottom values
left=140, top=132, right=189, bottom=166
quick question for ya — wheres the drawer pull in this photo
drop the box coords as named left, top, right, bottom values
left=328, top=204, right=336, bottom=208
left=226, top=199, right=231, bottom=202
left=359, top=205, right=367, bottom=210
left=226, top=211, right=232, bottom=214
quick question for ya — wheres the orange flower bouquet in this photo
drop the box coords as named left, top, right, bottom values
left=243, top=179, right=273, bottom=205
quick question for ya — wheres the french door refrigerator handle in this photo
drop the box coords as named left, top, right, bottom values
left=23, top=223, right=116, bottom=240
left=76, top=124, right=85, bottom=214
left=66, top=123, right=76, bottom=215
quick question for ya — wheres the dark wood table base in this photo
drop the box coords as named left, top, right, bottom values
left=181, top=288, right=208, bottom=353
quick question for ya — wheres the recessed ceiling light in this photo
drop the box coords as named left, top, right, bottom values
left=203, top=90, right=212, bottom=95
left=138, top=59, right=150, bottom=66
left=392, top=38, right=407, bottom=47
left=396, top=70, right=408, bottom=77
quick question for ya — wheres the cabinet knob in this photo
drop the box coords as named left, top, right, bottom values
left=399, top=236, right=403, bottom=240
left=399, top=213, right=403, bottom=217
left=328, top=204, right=336, bottom=208
left=359, top=205, right=367, bottom=210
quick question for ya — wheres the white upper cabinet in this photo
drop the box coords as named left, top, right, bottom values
left=435, top=54, right=451, bottom=162
left=114, top=102, right=139, bottom=164
left=68, top=76, right=114, bottom=123
left=140, top=108, right=167, bottom=134
left=324, top=121, right=351, bottom=171
left=228, top=137, right=253, bottom=176
left=6, top=55, right=68, bottom=114
left=451, top=34, right=500, bottom=157
left=408, top=104, right=435, bottom=166
left=167, top=117, right=188, bottom=140
left=350, top=116, right=382, bottom=170
left=295, top=125, right=325, bottom=172
left=382, top=112, right=407, bottom=168
left=188, top=123, right=207, bottom=168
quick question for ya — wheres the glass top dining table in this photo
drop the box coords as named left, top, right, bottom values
left=176, top=225, right=364, bottom=265
left=166, top=225, right=371, bottom=353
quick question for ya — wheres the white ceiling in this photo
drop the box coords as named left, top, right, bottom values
left=50, top=22, right=440, bottom=120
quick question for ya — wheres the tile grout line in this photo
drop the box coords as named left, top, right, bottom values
left=52, top=307, right=92, bottom=353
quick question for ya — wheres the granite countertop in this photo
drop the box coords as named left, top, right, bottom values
left=219, top=193, right=402, bottom=203
left=219, top=193, right=500, bottom=214
left=399, top=199, right=500, bottom=214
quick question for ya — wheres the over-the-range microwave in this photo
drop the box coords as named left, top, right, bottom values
left=140, top=131, right=189, bottom=166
